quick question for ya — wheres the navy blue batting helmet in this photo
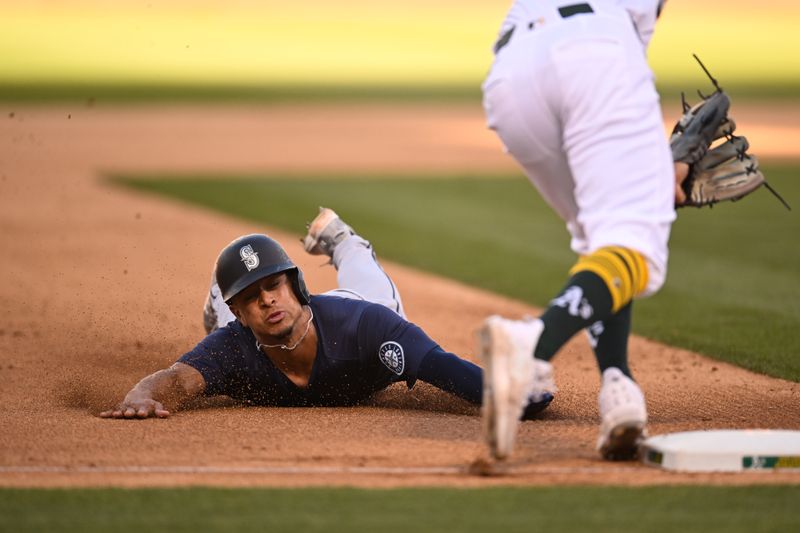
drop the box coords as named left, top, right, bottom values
left=215, top=234, right=310, bottom=305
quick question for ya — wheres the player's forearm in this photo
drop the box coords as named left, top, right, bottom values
left=124, top=369, right=177, bottom=405
left=416, top=347, right=552, bottom=419
left=125, top=363, right=205, bottom=407
left=416, top=347, right=482, bottom=405
left=100, top=363, right=206, bottom=419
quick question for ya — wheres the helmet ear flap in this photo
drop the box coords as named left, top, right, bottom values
left=292, top=268, right=311, bottom=305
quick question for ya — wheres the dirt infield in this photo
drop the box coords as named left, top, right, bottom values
left=1, top=103, right=798, bottom=488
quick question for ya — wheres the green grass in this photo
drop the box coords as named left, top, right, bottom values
left=0, top=82, right=482, bottom=104
left=1, top=81, right=798, bottom=104
left=1, top=486, right=798, bottom=532
left=110, top=166, right=800, bottom=381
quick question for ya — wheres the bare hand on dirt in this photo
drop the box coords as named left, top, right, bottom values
left=99, top=398, right=170, bottom=419
left=98, top=364, right=203, bottom=419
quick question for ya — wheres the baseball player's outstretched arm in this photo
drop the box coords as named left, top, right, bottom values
left=417, top=347, right=482, bottom=404
left=417, top=347, right=552, bottom=418
left=99, top=362, right=206, bottom=419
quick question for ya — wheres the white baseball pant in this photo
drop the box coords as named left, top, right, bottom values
left=483, top=0, right=675, bottom=296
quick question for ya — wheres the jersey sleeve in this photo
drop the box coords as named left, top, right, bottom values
left=356, top=303, right=439, bottom=387
left=415, top=347, right=554, bottom=416
left=416, top=346, right=482, bottom=404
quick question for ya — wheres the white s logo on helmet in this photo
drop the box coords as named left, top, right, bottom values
left=239, top=244, right=260, bottom=271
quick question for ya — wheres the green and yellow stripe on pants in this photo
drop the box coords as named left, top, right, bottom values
left=569, top=246, right=649, bottom=313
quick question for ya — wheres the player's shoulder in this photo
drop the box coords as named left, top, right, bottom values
left=310, top=293, right=375, bottom=314
left=179, top=317, right=257, bottom=369
left=211, top=318, right=251, bottom=338
left=197, top=319, right=256, bottom=353
left=310, top=294, right=403, bottom=331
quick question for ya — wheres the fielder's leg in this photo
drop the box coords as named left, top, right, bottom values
left=547, top=21, right=672, bottom=459
left=587, top=302, right=633, bottom=378
left=303, top=207, right=406, bottom=318
left=534, top=248, right=652, bottom=459
left=478, top=315, right=551, bottom=460
left=586, top=303, right=647, bottom=460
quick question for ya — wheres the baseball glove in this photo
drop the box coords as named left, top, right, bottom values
left=675, top=117, right=765, bottom=207
left=669, top=55, right=789, bottom=209
left=670, top=90, right=731, bottom=167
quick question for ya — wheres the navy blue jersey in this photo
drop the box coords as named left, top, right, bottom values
left=179, top=295, right=438, bottom=407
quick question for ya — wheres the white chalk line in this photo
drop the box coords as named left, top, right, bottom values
left=0, top=465, right=644, bottom=476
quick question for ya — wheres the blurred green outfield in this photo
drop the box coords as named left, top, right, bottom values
left=111, top=164, right=800, bottom=382
left=1, top=1, right=798, bottom=101
left=1, top=485, right=798, bottom=532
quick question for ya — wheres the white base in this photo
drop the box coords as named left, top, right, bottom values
left=640, top=430, right=800, bottom=472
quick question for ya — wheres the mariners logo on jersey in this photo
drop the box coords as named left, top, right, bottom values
left=239, top=244, right=259, bottom=272
left=378, top=341, right=405, bottom=375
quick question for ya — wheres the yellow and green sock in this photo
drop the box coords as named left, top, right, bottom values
left=534, top=246, right=647, bottom=376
